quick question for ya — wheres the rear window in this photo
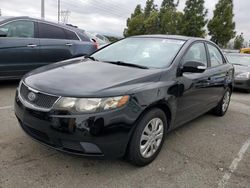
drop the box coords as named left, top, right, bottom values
left=78, top=32, right=91, bottom=42
left=38, top=23, right=67, bottom=39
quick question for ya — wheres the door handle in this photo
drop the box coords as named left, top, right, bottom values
left=27, top=44, right=37, bottom=47
left=65, top=43, right=73, bottom=46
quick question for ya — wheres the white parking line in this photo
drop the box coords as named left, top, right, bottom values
left=218, top=138, right=250, bottom=188
left=0, top=105, right=13, bottom=110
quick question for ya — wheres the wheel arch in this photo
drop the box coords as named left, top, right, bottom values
left=124, top=100, right=173, bottom=159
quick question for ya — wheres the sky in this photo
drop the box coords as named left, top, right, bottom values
left=0, top=0, right=249, bottom=41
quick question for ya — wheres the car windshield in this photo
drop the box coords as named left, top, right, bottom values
left=91, top=37, right=185, bottom=68
left=226, top=54, right=250, bottom=66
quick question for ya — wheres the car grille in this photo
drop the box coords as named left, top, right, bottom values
left=19, top=83, right=59, bottom=110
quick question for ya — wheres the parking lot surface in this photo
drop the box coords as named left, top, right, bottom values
left=0, top=81, right=249, bottom=188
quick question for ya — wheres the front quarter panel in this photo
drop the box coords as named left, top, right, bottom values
left=131, top=78, right=179, bottom=130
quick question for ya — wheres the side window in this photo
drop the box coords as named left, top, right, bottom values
left=38, top=23, right=66, bottom=39
left=78, top=32, right=91, bottom=42
left=182, top=43, right=208, bottom=66
left=0, top=20, right=34, bottom=38
left=64, top=29, right=79, bottom=40
left=207, top=44, right=224, bottom=67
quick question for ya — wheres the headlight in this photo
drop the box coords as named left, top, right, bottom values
left=235, top=72, right=250, bottom=80
left=54, top=96, right=129, bottom=113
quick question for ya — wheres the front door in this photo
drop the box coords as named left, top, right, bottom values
left=175, top=42, right=211, bottom=126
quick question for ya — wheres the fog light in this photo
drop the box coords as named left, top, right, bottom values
left=80, top=142, right=102, bottom=154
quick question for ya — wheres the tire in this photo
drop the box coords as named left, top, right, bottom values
left=127, top=108, right=167, bottom=166
left=213, top=88, right=231, bottom=116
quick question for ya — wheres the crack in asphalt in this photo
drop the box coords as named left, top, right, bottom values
left=1, top=152, right=58, bottom=168
left=167, top=147, right=222, bottom=170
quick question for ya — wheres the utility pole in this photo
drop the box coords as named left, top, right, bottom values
left=61, top=10, right=71, bottom=24
left=41, top=0, right=45, bottom=19
left=0, top=8, right=2, bottom=16
left=58, top=0, right=61, bottom=23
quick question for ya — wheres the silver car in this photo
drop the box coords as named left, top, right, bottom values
left=226, top=53, right=250, bottom=92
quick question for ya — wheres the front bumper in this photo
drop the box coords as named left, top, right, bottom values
left=234, top=79, right=250, bottom=90
left=15, top=91, right=142, bottom=158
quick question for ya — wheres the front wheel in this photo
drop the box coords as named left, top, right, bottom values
left=213, top=88, right=231, bottom=116
left=127, top=108, right=167, bottom=166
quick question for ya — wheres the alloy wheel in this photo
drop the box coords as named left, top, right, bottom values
left=222, top=90, right=230, bottom=112
left=140, top=118, right=164, bottom=158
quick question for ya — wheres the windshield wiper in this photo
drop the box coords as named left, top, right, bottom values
left=85, top=55, right=99, bottom=61
left=103, top=61, right=149, bottom=69
left=233, top=63, right=245, bottom=66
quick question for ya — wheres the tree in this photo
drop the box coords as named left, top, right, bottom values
left=144, top=0, right=157, bottom=18
left=234, top=33, right=244, bottom=49
left=131, top=4, right=142, bottom=19
left=160, top=11, right=183, bottom=34
left=144, top=11, right=160, bottom=34
left=208, top=0, right=235, bottom=47
left=181, top=0, right=208, bottom=37
left=124, top=5, right=145, bottom=37
left=159, top=0, right=183, bottom=34
left=161, top=0, right=179, bottom=9
left=124, top=14, right=145, bottom=37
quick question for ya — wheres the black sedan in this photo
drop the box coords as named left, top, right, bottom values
left=0, top=16, right=97, bottom=80
left=15, top=35, right=234, bottom=166
left=226, top=53, right=250, bottom=92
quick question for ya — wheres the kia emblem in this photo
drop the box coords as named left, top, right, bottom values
left=27, top=92, right=37, bottom=102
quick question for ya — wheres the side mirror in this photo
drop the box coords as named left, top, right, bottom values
left=0, top=30, right=7, bottom=37
left=181, top=61, right=206, bottom=73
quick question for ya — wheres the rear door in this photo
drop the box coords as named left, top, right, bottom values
left=37, top=22, right=74, bottom=64
left=205, top=43, right=228, bottom=103
left=0, top=20, right=39, bottom=78
left=64, top=29, right=96, bottom=57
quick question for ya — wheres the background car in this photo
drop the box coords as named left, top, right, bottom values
left=92, top=32, right=110, bottom=43
left=240, top=48, right=250, bottom=54
left=0, top=16, right=97, bottom=80
left=225, top=53, right=250, bottom=92
left=85, top=31, right=110, bottom=49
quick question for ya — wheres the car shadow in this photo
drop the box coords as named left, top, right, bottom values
left=233, top=88, right=249, bottom=94
left=0, top=80, right=19, bottom=89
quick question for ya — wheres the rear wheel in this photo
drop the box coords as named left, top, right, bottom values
left=127, top=108, right=167, bottom=166
left=213, top=88, right=231, bottom=116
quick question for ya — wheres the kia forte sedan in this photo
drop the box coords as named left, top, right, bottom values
left=15, top=35, right=234, bottom=166
left=226, top=53, right=250, bottom=92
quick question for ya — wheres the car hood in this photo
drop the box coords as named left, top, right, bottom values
left=233, top=64, right=250, bottom=76
left=23, top=58, right=162, bottom=97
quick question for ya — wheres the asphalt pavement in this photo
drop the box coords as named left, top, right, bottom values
left=0, top=80, right=249, bottom=188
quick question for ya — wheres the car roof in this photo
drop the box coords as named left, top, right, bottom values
left=0, top=16, right=83, bottom=33
left=131, top=34, right=205, bottom=41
